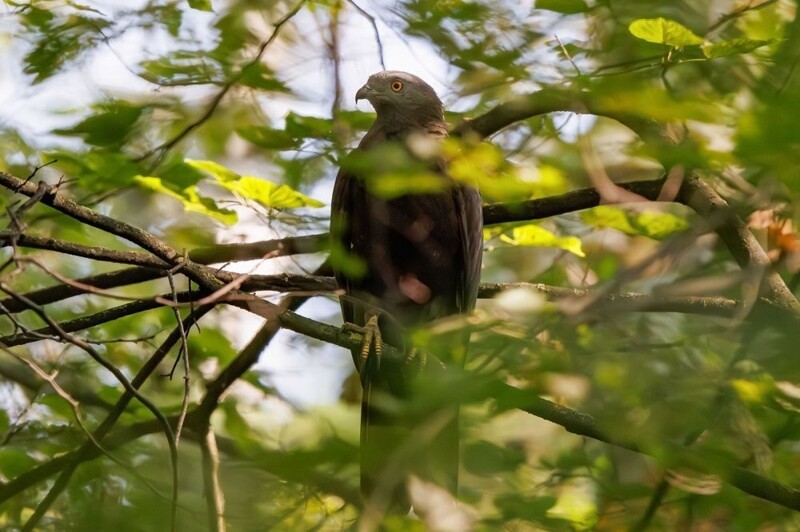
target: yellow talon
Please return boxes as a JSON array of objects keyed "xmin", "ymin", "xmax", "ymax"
[
  {"xmin": 360, "ymin": 314, "xmax": 383, "ymax": 372},
  {"xmin": 342, "ymin": 314, "xmax": 383, "ymax": 379},
  {"xmin": 404, "ymin": 348, "xmax": 427, "ymax": 372}
]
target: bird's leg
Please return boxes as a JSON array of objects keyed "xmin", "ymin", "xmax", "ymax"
[
  {"xmin": 342, "ymin": 314, "xmax": 383, "ymax": 379},
  {"xmin": 401, "ymin": 348, "xmax": 445, "ymax": 379},
  {"xmin": 404, "ymin": 348, "xmax": 427, "ymax": 371},
  {"xmin": 359, "ymin": 314, "xmax": 383, "ymax": 373}
]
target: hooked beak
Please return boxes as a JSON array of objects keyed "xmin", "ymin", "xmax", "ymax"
[{"xmin": 355, "ymin": 84, "xmax": 372, "ymax": 104}]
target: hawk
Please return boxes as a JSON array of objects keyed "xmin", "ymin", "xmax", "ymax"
[{"xmin": 331, "ymin": 71, "xmax": 482, "ymax": 511}]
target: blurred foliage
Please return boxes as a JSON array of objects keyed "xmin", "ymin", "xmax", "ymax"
[{"xmin": 0, "ymin": 0, "xmax": 799, "ymax": 530}]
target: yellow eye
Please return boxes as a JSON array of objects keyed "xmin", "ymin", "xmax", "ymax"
[{"xmin": 391, "ymin": 80, "xmax": 404, "ymax": 92}]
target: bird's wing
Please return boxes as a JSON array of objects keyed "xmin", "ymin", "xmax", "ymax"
[
  {"xmin": 330, "ymin": 166, "xmax": 356, "ymax": 328},
  {"xmin": 453, "ymin": 182, "xmax": 483, "ymax": 314}
]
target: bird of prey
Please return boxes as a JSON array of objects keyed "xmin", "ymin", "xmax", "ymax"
[{"xmin": 330, "ymin": 71, "xmax": 482, "ymax": 512}]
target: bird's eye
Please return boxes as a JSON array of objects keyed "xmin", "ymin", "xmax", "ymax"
[{"xmin": 391, "ymin": 80, "xmax": 404, "ymax": 92}]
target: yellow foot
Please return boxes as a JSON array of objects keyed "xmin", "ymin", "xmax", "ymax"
[
  {"xmin": 404, "ymin": 348, "xmax": 427, "ymax": 372},
  {"xmin": 342, "ymin": 314, "xmax": 383, "ymax": 378}
]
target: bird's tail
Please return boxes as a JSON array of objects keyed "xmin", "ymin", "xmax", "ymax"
[{"xmin": 359, "ymin": 363, "xmax": 459, "ymax": 515}]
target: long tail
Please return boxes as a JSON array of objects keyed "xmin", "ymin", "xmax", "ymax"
[{"xmin": 360, "ymin": 364, "xmax": 459, "ymax": 514}]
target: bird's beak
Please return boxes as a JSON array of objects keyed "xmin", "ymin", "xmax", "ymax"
[{"xmin": 355, "ymin": 84, "xmax": 371, "ymax": 104}]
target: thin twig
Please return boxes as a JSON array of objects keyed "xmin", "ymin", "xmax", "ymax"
[
  {"xmin": 346, "ymin": 0, "xmax": 386, "ymax": 70},
  {"xmin": 0, "ymin": 290, "xmax": 201, "ymax": 348},
  {"xmin": 136, "ymin": 0, "xmax": 308, "ymax": 165},
  {"xmin": 167, "ymin": 271, "xmax": 191, "ymax": 445},
  {"xmin": 0, "ymin": 307, "xmax": 212, "ymax": 508},
  {"xmin": 1, "ymin": 286, "xmax": 180, "ymax": 532},
  {"xmin": 201, "ymin": 426, "xmax": 226, "ymax": 532},
  {"xmin": 0, "ymin": 346, "xmax": 176, "ymax": 505},
  {"xmin": 0, "ymin": 232, "xmax": 170, "ymax": 267},
  {"xmin": 554, "ymin": 34, "xmax": 581, "ymax": 75},
  {"xmin": 707, "ymin": 0, "xmax": 778, "ymax": 33}
]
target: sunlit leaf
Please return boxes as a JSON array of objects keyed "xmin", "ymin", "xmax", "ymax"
[
  {"xmin": 594, "ymin": 81, "xmax": 716, "ymax": 123},
  {"xmin": 581, "ymin": 206, "xmax": 689, "ymax": 239},
  {"xmin": 547, "ymin": 479, "xmax": 598, "ymax": 528},
  {"xmin": 237, "ymin": 126, "xmax": 301, "ymax": 150},
  {"xmin": 633, "ymin": 211, "xmax": 690, "ymax": 238},
  {"xmin": 500, "ymin": 224, "xmax": 585, "ymax": 257},
  {"xmin": 188, "ymin": 0, "xmax": 212, "ymax": 11},
  {"xmin": 731, "ymin": 378, "xmax": 774, "ymax": 404},
  {"xmin": 629, "ymin": 18, "xmax": 704, "ymax": 47},
  {"xmin": 368, "ymin": 172, "xmax": 448, "ymax": 198},
  {"xmin": 536, "ymin": 0, "xmax": 588, "ymax": 14},
  {"xmin": 186, "ymin": 159, "xmax": 324, "ymax": 208},
  {"xmin": 134, "ymin": 175, "xmax": 237, "ymax": 224},
  {"xmin": 184, "ymin": 158, "xmax": 238, "ymax": 182},
  {"xmin": 701, "ymin": 38, "xmax": 774, "ymax": 59},
  {"xmin": 445, "ymin": 139, "xmax": 553, "ymax": 202},
  {"xmin": 220, "ymin": 176, "xmax": 325, "ymax": 208}
]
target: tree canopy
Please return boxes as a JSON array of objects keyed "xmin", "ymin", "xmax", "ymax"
[{"xmin": 1, "ymin": 0, "xmax": 799, "ymax": 530}]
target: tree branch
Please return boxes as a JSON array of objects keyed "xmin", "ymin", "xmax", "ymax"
[
  {"xmin": 0, "ymin": 233, "xmax": 170, "ymax": 268},
  {"xmin": 0, "ymin": 291, "xmax": 201, "ymax": 347},
  {"xmin": 0, "ymin": 306, "xmax": 213, "ymax": 507},
  {"xmin": 452, "ymin": 86, "xmax": 665, "ymax": 143},
  {"xmin": 0, "ymin": 172, "xmax": 223, "ymax": 292},
  {"xmin": 136, "ymin": 0, "xmax": 308, "ymax": 163},
  {"xmin": 0, "ymin": 267, "xmax": 165, "ymax": 313},
  {"xmin": 231, "ymin": 303, "xmax": 800, "ymax": 513},
  {"xmin": 201, "ymin": 425, "xmax": 226, "ymax": 532},
  {"xmin": 188, "ymin": 233, "xmax": 328, "ymax": 264}
]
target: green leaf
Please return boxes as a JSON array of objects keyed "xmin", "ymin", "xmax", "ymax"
[
  {"xmin": 47, "ymin": 150, "xmax": 144, "ymax": 190},
  {"xmin": 328, "ymin": 240, "xmax": 367, "ymax": 279},
  {"xmin": 239, "ymin": 62, "xmax": 287, "ymax": 91},
  {"xmin": 53, "ymin": 103, "xmax": 144, "ymax": 148},
  {"xmin": 368, "ymin": 172, "xmax": 448, "ymax": 199},
  {"xmin": 285, "ymin": 112, "xmax": 333, "ymax": 139},
  {"xmin": 0, "ymin": 409, "xmax": 9, "ymax": 435},
  {"xmin": 495, "ymin": 494, "xmax": 558, "ymax": 523},
  {"xmin": 219, "ymin": 176, "xmax": 325, "ymax": 209},
  {"xmin": 188, "ymin": 0, "xmax": 213, "ymax": 11},
  {"xmin": 629, "ymin": 18, "xmax": 704, "ymax": 48},
  {"xmin": 139, "ymin": 51, "xmax": 220, "ymax": 85},
  {"xmin": 186, "ymin": 159, "xmax": 324, "ymax": 209},
  {"xmin": 633, "ymin": 211, "xmax": 690, "ymax": 239},
  {"xmin": 0, "ymin": 449, "xmax": 38, "ymax": 479},
  {"xmin": 581, "ymin": 206, "xmax": 689, "ymax": 239},
  {"xmin": 237, "ymin": 126, "xmax": 301, "ymax": 150},
  {"xmin": 21, "ymin": 9, "xmax": 109, "ymax": 83},
  {"xmin": 134, "ymin": 176, "xmax": 237, "ymax": 224},
  {"xmin": 336, "ymin": 110, "xmax": 376, "ymax": 131},
  {"xmin": 536, "ymin": 0, "xmax": 588, "ymax": 14},
  {"xmin": 500, "ymin": 224, "xmax": 585, "ymax": 257},
  {"xmin": 701, "ymin": 38, "xmax": 774, "ymax": 59},
  {"xmin": 464, "ymin": 440, "xmax": 526, "ymax": 475},
  {"xmin": 184, "ymin": 159, "xmax": 239, "ymax": 182},
  {"xmin": 581, "ymin": 205, "xmax": 637, "ymax": 234}
]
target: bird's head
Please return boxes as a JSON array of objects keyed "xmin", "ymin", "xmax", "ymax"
[{"xmin": 355, "ymin": 71, "xmax": 444, "ymax": 131}]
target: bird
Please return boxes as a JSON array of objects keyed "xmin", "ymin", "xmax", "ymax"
[{"xmin": 330, "ymin": 71, "xmax": 483, "ymax": 513}]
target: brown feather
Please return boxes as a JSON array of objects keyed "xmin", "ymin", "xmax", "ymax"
[{"xmin": 330, "ymin": 71, "xmax": 482, "ymax": 511}]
